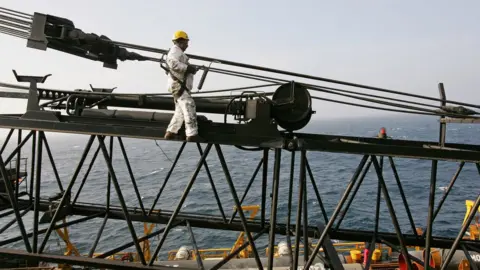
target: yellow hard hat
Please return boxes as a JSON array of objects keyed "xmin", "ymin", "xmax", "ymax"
[{"xmin": 172, "ymin": 30, "xmax": 189, "ymax": 41}]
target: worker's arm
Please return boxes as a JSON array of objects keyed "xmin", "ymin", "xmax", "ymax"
[{"xmin": 166, "ymin": 47, "xmax": 189, "ymax": 73}]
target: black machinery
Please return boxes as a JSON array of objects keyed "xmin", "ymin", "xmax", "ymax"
[
  {"xmin": 1, "ymin": 73, "xmax": 313, "ymax": 133},
  {"xmin": 0, "ymin": 10, "xmax": 315, "ymax": 139}
]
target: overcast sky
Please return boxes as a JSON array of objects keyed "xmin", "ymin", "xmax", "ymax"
[{"xmin": 0, "ymin": 0, "xmax": 478, "ymax": 122}]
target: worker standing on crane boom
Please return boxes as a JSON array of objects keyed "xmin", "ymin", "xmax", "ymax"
[{"xmin": 164, "ymin": 30, "xmax": 202, "ymax": 142}]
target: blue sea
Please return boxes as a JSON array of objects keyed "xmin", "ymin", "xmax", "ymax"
[{"xmin": 0, "ymin": 114, "xmax": 479, "ymax": 260}]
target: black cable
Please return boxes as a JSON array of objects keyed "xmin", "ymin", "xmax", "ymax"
[
  {"xmin": 3, "ymin": 23, "xmax": 480, "ymax": 118},
  {"xmin": 154, "ymin": 140, "xmax": 173, "ymax": 163},
  {"xmin": 311, "ymin": 96, "xmax": 442, "ymax": 117},
  {"xmin": 104, "ymin": 43, "xmax": 480, "ymax": 114},
  {"xmin": 196, "ymin": 92, "xmax": 274, "ymax": 100},
  {"xmin": 0, "ymin": 18, "xmax": 31, "ymax": 31},
  {"xmin": 0, "ymin": 7, "xmax": 32, "ymax": 19},
  {"xmin": 0, "ymin": 13, "xmax": 31, "ymax": 27},
  {"xmin": 143, "ymin": 82, "xmax": 279, "ymax": 97},
  {"xmin": 113, "ymin": 40, "xmax": 480, "ymax": 110},
  {"xmin": 234, "ymin": 145, "xmax": 263, "ymax": 151},
  {"xmin": 2, "ymin": 8, "xmax": 479, "ymax": 112},
  {"xmin": 206, "ymin": 64, "xmax": 478, "ymax": 117},
  {"xmin": 205, "ymin": 64, "xmax": 479, "ymax": 117},
  {"xmin": 190, "ymin": 63, "xmax": 480, "ymax": 115},
  {"xmin": 191, "ymin": 83, "xmax": 279, "ymax": 95},
  {"xmin": 208, "ymin": 67, "xmax": 286, "ymax": 84},
  {"xmin": 208, "ymin": 65, "xmax": 480, "ymax": 114},
  {"xmin": 308, "ymin": 84, "xmax": 441, "ymax": 110},
  {"xmin": 310, "ymin": 85, "xmax": 479, "ymax": 118},
  {"xmin": 0, "ymin": 74, "xmax": 476, "ymax": 119},
  {"xmin": 141, "ymin": 55, "xmax": 285, "ymax": 85},
  {"xmin": 0, "ymin": 25, "xmax": 29, "ymax": 38}
]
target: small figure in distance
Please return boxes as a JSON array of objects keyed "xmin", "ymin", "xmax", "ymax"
[
  {"xmin": 377, "ymin": 127, "xmax": 392, "ymax": 139},
  {"xmin": 163, "ymin": 30, "xmax": 203, "ymax": 142}
]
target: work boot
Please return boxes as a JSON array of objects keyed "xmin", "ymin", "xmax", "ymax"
[
  {"xmin": 164, "ymin": 131, "xmax": 177, "ymax": 140},
  {"xmin": 186, "ymin": 135, "xmax": 204, "ymax": 142}
]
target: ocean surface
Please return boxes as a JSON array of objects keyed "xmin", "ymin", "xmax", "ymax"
[{"xmin": 0, "ymin": 114, "xmax": 479, "ymax": 260}]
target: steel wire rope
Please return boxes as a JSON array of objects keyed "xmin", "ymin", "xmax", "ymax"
[
  {"xmin": 3, "ymin": 24, "xmax": 476, "ymax": 115},
  {"xmin": 307, "ymin": 85, "xmax": 443, "ymax": 110},
  {"xmin": 178, "ymin": 62, "xmax": 480, "ymax": 117},
  {"xmin": 0, "ymin": 30, "xmax": 27, "ymax": 39},
  {"xmin": 0, "ymin": 7, "xmax": 33, "ymax": 19},
  {"xmin": 0, "ymin": 58, "xmax": 472, "ymax": 120},
  {"xmin": 0, "ymin": 81, "xmax": 275, "ymax": 102},
  {"xmin": 205, "ymin": 66, "xmax": 480, "ymax": 116},
  {"xmin": 0, "ymin": 18, "xmax": 31, "ymax": 31},
  {"xmin": 0, "ymin": 13, "xmax": 32, "ymax": 27},
  {"xmin": 0, "ymin": 25, "xmax": 29, "ymax": 38},
  {"xmin": 0, "ymin": 82, "xmax": 277, "ymax": 121},
  {"xmin": 162, "ymin": 65, "xmax": 455, "ymax": 118},
  {"xmin": 189, "ymin": 67, "xmax": 476, "ymax": 118},
  {"xmin": 192, "ymin": 83, "xmax": 279, "ymax": 95},
  {"xmin": 154, "ymin": 140, "xmax": 173, "ymax": 163},
  {"xmin": 111, "ymin": 39, "xmax": 480, "ymax": 110},
  {"xmin": 141, "ymin": 82, "xmax": 280, "ymax": 96},
  {"xmin": 1, "ymin": 9, "xmax": 480, "ymax": 110},
  {"xmin": 2, "ymin": 20, "xmax": 480, "ymax": 118},
  {"xmin": 0, "ymin": 77, "xmax": 469, "ymax": 119},
  {"xmin": 188, "ymin": 65, "xmax": 479, "ymax": 118},
  {"xmin": 311, "ymin": 96, "xmax": 442, "ymax": 116},
  {"xmin": 143, "ymin": 56, "xmax": 284, "ymax": 88},
  {"xmin": 206, "ymin": 67, "xmax": 464, "ymax": 116},
  {"xmin": 195, "ymin": 92, "xmax": 274, "ymax": 100},
  {"xmin": 207, "ymin": 67, "xmax": 286, "ymax": 84},
  {"xmin": 310, "ymin": 85, "xmax": 479, "ymax": 119}
]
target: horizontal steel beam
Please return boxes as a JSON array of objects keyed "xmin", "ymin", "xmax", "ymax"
[
  {"xmin": 0, "ymin": 116, "xmax": 479, "ymax": 162},
  {"xmin": 299, "ymin": 136, "xmax": 480, "ymax": 163},
  {"xmin": 440, "ymin": 117, "xmax": 480, "ymax": 124},
  {"xmin": 0, "ymin": 247, "xmax": 191, "ymax": 270},
  {"xmin": 0, "ymin": 91, "xmax": 28, "ymax": 99},
  {"xmin": 10, "ymin": 199, "xmax": 480, "ymax": 250}
]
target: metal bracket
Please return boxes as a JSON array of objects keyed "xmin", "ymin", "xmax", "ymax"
[
  {"xmin": 27, "ymin": 12, "xmax": 48, "ymax": 50},
  {"xmin": 286, "ymin": 136, "xmax": 304, "ymax": 151},
  {"xmin": 89, "ymin": 84, "xmax": 116, "ymax": 109},
  {"xmin": 12, "ymin": 70, "xmax": 60, "ymax": 121},
  {"xmin": 438, "ymin": 83, "xmax": 447, "ymax": 147},
  {"xmin": 13, "ymin": 69, "xmax": 50, "ymax": 112},
  {"xmin": 89, "ymin": 84, "xmax": 116, "ymax": 93}
]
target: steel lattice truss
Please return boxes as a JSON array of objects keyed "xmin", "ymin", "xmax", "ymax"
[{"xmin": 0, "ymin": 6, "xmax": 480, "ymax": 270}]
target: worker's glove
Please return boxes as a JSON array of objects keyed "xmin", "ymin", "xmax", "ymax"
[{"xmin": 186, "ymin": 64, "xmax": 200, "ymax": 75}]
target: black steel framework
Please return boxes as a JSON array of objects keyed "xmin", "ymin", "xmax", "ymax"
[{"xmin": 0, "ymin": 6, "xmax": 480, "ymax": 270}]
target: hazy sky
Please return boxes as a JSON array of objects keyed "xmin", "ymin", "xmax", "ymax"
[{"xmin": 0, "ymin": 0, "xmax": 478, "ymax": 121}]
